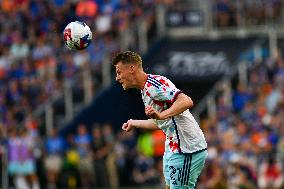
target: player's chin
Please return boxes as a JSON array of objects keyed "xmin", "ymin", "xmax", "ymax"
[{"xmin": 122, "ymin": 84, "xmax": 128, "ymax": 90}]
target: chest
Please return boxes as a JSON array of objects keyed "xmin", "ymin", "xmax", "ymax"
[{"xmin": 141, "ymin": 91, "xmax": 167, "ymax": 112}]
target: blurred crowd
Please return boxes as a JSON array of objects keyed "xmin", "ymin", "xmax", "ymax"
[
  {"xmin": 0, "ymin": 0, "xmax": 169, "ymax": 130},
  {"xmin": 3, "ymin": 49, "xmax": 284, "ymax": 189},
  {"xmin": 2, "ymin": 122, "xmax": 165, "ymax": 189},
  {"xmin": 214, "ymin": 0, "xmax": 284, "ymax": 27},
  {"xmin": 0, "ymin": 0, "xmax": 171, "ymax": 188},
  {"xmin": 1, "ymin": 0, "xmax": 284, "ymax": 189},
  {"xmin": 198, "ymin": 49, "xmax": 284, "ymax": 189}
]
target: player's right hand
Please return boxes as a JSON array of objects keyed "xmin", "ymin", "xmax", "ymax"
[{"xmin": 122, "ymin": 119, "xmax": 134, "ymax": 132}]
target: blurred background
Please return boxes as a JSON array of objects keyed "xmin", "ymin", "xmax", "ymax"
[{"xmin": 0, "ymin": 0, "xmax": 284, "ymax": 189}]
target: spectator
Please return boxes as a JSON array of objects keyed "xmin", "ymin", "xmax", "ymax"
[
  {"xmin": 232, "ymin": 83, "xmax": 253, "ymax": 112},
  {"xmin": 91, "ymin": 125, "xmax": 109, "ymax": 187},
  {"xmin": 58, "ymin": 149, "xmax": 81, "ymax": 189},
  {"xmin": 8, "ymin": 127, "xmax": 40, "ymax": 189},
  {"xmin": 44, "ymin": 127, "xmax": 65, "ymax": 189},
  {"xmin": 258, "ymin": 156, "xmax": 283, "ymax": 189},
  {"xmin": 9, "ymin": 32, "xmax": 29, "ymax": 60},
  {"xmin": 74, "ymin": 124, "xmax": 94, "ymax": 188},
  {"xmin": 101, "ymin": 123, "xmax": 119, "ymax": 187},
  {"xmin": 215, "ymin": 0, "xmax": 235, "ymax": 27},
  {"xmin": 75, "ymin": 0, "xmax": 98, "ymax": 19},
  {"xmin": 151, "ymin": 130, "xmax": 165, "ymax": 158},
  {"xmin": 197, "ymin": 159, "xmax": 227, "ymax": 189},
  {"xmin": 132, "ymin": 152, "xmax": 160, "ymax": 186}
]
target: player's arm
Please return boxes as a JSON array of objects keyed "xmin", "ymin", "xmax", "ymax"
[
  {"xmin": 122, "ymin": 119, "xmax": 159, "ymax": 132},
  {"xmin": 146, "ymin": 93, "xmax": 193, "ymax": 120}
]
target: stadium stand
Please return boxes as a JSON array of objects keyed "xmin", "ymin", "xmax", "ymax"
[{"xmin": 1, "ymin": 0, "xmax": 284, "ymax": 189}]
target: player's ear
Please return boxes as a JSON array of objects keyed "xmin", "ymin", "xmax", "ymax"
[{"xmin": 129, "ymin": 65, "xmax": 135, "ymax": 73}]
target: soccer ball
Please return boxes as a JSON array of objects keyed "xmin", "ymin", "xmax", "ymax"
[{"xmin": 63, "ymin": 21, "xmax": 92, "ymax": 50}]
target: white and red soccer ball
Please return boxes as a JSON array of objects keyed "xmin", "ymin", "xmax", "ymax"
[{"xmin": 63, "ymin": 21, "xmax": 92, "ymax": 50}]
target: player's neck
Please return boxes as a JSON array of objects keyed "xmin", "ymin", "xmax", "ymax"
[{"xmin": 136, "ymin": 71, "xmax": 148, "ymax": 90}]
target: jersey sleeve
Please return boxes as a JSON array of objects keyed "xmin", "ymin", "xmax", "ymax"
[{"xmin": 147, "ymin": 76, "xmax": 182, "ymax": 104}]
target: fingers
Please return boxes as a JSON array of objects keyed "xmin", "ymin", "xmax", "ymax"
[
  {"xmin": 145, "ymin": 106, "xmax": 157, "ymax": 118},
  {"xmin": 145, "ymin": 106, "xmax": 153, "ymax": 112},
  {"xmin": 148, "ymin": 109, "xmax": 155, "ymax": 115},
  {"xmin": 122, "ymin": 120, "xmax": 133, "ymax": 132},
  {"xmin": 145, "ymin": 106, "xmax": 154, "ymax": 116},
  {"xmin": 122, "ymin": 123, "xmax": 128, "ymax": 131}
]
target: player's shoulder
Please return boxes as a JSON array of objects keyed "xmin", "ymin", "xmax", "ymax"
[
  {"xmin": 148, "ymin": 74, "xmax": 166, "ymax": 80},
  {"xmin": 145, "ymin": 74, "xmax": 176, "ymax": 91},
  {"xmin": 148, "ymin": 74, "xmax": 172, "ymax": 84},
  {"xmin": 146, "ymin": 74, "xmax": 166, "ymax": 89}
]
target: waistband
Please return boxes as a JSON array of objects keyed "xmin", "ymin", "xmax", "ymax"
[{"xmin": 188, "ymin": 148, "xmax": 207, "ymax": 155}]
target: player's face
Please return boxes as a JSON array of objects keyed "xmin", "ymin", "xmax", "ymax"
[{"xmin": 115, "ymin": 62, "xmax": 134, "ymax": 90}]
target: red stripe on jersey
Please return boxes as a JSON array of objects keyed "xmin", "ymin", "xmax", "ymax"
[
  {"xmin": 153, "ymin": 99, "xmax": 165, "ymax": 107},
  {"xmin": 159, "ymin": 78, "xmax": 170, "ymax": 87},
  {"xmin": 146, "ymin": 91, "xmax": 151, "ymax": 97},
  {"xmin": 146, "ymin": 90, "xmax": 165, "ymax": 107}
]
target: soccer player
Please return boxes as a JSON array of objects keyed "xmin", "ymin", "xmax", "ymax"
[{"xmin": 113, "ymin": 51, "xmax": 208, "ymax": 189}]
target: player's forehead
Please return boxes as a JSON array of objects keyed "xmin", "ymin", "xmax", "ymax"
[{"xmin": 115, "ymin": 61, "xmax": 128, "ymax": 72}]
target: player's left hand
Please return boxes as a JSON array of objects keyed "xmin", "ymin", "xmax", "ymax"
[{"xmin": 145, "ymin": 106, "xmax": 164, "ymax": 120}]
